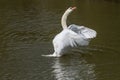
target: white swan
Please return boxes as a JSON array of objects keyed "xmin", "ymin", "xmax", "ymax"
[{"xmin": 44, "ymin": 7, "xmax": 97, "ymax": 57}]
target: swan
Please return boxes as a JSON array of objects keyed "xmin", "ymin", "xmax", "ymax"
[{"xmin": 44, "ymin": 7, "xmax": 97, "ymax": 57}]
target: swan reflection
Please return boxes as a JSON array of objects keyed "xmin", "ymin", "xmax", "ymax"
[{"xmin": 52, "ymin": 57, "xmax": 96, "ymax": 80}]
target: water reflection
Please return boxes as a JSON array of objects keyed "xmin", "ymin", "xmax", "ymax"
[{"xmin": 52, "ymin": 57, "xmax": 96, "ymax": 80}]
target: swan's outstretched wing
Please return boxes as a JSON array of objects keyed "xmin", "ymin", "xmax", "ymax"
[
  {"xmin": 68, "ymin": 24, "xmax": 97, "ymax": 39},
  {"xmin": 66, "ymin": 24, "xmax": 97, "ymax": 47}
]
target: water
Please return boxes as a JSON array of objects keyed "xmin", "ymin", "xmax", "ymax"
[{"xmin": 0, "ymin": 0, "xmax": 120, "ymax": 80}]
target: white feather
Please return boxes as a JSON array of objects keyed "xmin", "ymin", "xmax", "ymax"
[
  {"xmin": 43, "ymin": 7, "xmax": 97, "ymax": 57},
  {"xmin": 68, "ymin": 24, "xmax": 97, "ymax": 39}
]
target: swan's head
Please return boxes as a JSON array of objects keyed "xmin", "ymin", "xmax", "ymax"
[{"xmin": 67, "ymin": 7, "xmax": 77, "ymax": 13}]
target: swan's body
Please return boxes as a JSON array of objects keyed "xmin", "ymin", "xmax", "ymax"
[{"xmin": 45, "ymin": 7, "xmax": 97, "ymax": 57}]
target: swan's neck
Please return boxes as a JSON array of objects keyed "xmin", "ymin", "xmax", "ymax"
[{"xmin": 61, "ymin": 10, "xmax": 70, "ymax": 29}]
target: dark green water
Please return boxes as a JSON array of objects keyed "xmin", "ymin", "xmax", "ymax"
[{"xmin": 0, "ymin": 0, "xmax": 120, "ymax": 80}]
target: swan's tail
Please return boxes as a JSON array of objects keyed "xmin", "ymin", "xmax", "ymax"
[{"xmin": 41, "ymin": 54, "xmax": 61, "ymax": 57}]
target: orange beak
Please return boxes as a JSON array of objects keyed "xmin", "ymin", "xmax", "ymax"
[{"xmin": 72, "ymin": 7, "xmax": 77, "ymax": 10}]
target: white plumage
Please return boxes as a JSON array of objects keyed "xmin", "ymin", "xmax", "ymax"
[
  {"xmin": 68, "ymin": 24, "xmax": 97, "ymax": 39},
  {"xmin": 43, "ymin": 7, "xmax": 97, "ymax": 57},
  {"xmin": 52, "ymin": 24, "xmax": 96, "ymax": 57}
]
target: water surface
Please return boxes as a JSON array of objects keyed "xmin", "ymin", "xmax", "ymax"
[{"xmin": 0, "ymin": 0, "xmax": 120, "ymax": 80}]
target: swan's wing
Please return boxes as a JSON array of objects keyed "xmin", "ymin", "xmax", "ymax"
[
  {"xmin": 68, "ymin": 24, "xmax": 97, "ymax": 39},
  {"xmin": 66, "ymin": 30, "xmax": 90, "ymax": 47}
]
